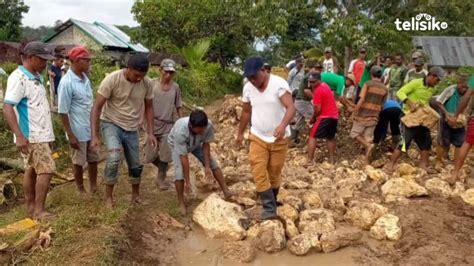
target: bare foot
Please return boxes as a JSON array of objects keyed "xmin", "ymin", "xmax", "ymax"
[
  {"xmin": 105, "ymin": 198, "xmax": 115, "ymax": 209},
  {"xmin": 366, "ymin": 144, "xmax": 375, "ymax": 163},
  {"xmin": 34, "ymin": 211, "xmax": 55, "ymax": 221},
  {"xmin": 179, "ymin": 202, "xmax": 187, "ymax": 216}
]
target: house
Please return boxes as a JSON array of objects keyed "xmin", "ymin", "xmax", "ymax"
[
  {"xmin": 43, "ymin": 18, "xmax": 149, "ymax": 63},
  {"xmin": 412, "ymin": 36, "xmax": 474, "ymax": 72}
]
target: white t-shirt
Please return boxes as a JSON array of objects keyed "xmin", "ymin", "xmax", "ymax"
[
  {"xmin": 242, "ymin": 74, "xmax": 291, "ymax": 143},
  {"xmin": 4, "ymin": 67, "xmax": 55, "ymax": 143},
  {"xmin": 323, "ymin": 58, "xmax": 335, "ymax": 73}
]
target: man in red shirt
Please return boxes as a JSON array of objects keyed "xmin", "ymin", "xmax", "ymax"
[
  {"xmin": 349, "ymin": 48, "xmax": 367, "ymax": 86},
  {"xmin": 307, "ymin": 72, "xmax": 339, "ymax": 164}
]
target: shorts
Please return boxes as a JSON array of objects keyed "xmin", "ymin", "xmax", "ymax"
[
  {"xmin": 21, "ymin": 142, "xmax": 56, "ymax": 175},
  {"xmin": 438, "ymin": 120, "xmax": 465, "ymax": 148},
  {"xmin": 466, "ymin": 117, "xmax": 474, "ymax": 145},
  {"xmin": 350, "ymin": 121, "xmax": 376, "ymax": 142},
  {"xmin": 400, "ymin": 125, "xmax": 432, "ymax": 151},
  {"xmin": 71, "ymin": 142, "xmax": 100, "ymax": 166},
  {"xmin": 310, "ymin": 118, "xmax": 338, "ymax": 139},
  {"xmin": 172, "ymin": 145, "xmax": 219, "ymax": 181}
]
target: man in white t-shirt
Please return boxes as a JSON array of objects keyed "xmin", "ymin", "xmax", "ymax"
[
  {"xmin": 3, "ymin": 42, "xmax": 56, "ymax": 220},
  {"xmin": 236, "ymin": 57, "xmax": 296, "ymax": 220},
  {"xmin": 322, "ymin": 47, "xmax": 338, "ymax": 73}
]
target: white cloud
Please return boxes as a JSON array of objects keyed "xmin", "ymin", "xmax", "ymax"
[{"xmin": 22, "ymin": 0, "xmax": 138, "ymax": 27}]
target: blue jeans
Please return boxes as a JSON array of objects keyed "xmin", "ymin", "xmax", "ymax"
[
  {"xmin": 101, "ymin": 121, "xmax": 142, "ymax": 185},
  {"xmin": 172, "ymin": 145, "xmax": 219, "ymax": 181}
]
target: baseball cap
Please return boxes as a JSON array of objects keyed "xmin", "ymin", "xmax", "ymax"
[
  {"xmin": 161, "ymin": 59, "xmax": 176, "ymax": 72},
  {"xmin": 414, "ymin": 58, "xmax": 424, "ymax": 66},
  {"xmin": 324, "ymin": 47, "xmax": 332, "ymax": 53},
  {"xmin": 243, "ymin": 57, "xmax": 264, "ymax": 78},
  {"xmin": 428, "ymin": 66, "xmax": 446, "ymax": 79},
  {"xmin": 308, "ymin": 72, "xmax": 321, "ymax": 81},
  {"xmin": 68, "ymin": 46, "xmax": 92, "ymax": 61},
  {"xmin": 412, "ymin": 51, "xmax": 422, "ymax": 59},
  {"xmin": 23, "ymin": 41, "xmax": 55, "ymax": 60},
  {"xmin": 370, "ymin": 65, "xmax": 383, "ymax": 76}
]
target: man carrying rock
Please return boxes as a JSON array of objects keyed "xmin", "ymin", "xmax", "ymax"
[
  {"xmin": 150, "ymin": 59, "xmax": 182, "ymax": 190},
  {"xmin": 350, "ymin": 66, "xmax": 388, "ymax": 163},
  {"xmin": 90, "ymin": 53, "xmax": 157, "ymax": 207},
  {"xmin": 58, "ymin": 46, "xmax": 99, "ymax": 194},
  {"xmin": 307, "ymin": 72, "xmax": 339, "ymax": 165},
  {"xmin": 431, "ymin": 75, "xmax": 470, "ymax": 164},
  {"xmin": 3, "ymin": 41, "xmax": 56, "ymax": 219},
  {"xmin": 168, "ymin": 110, "xmax": 233, "ymax": 215},
  {"xmin": 385, "ymin": 67, "xmax": 445, "ymax": 173},
  {"xmin": 236, "ymin": 56, "xmax": 295, "ymax": 220},
  {"xmin": 452, "ymin": 76, "xmax": 474, "ymax": 182}
]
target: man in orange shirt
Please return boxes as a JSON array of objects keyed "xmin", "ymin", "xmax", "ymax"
[{"xmin": 348, "ymin": 48, "xmax": 367, "ymax": 86}]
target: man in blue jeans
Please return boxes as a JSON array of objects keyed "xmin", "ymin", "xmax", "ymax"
[
  {"xmin": 90, "ymin": 53, "xmax": 157, "ymax": 208},
  {"xmin": 168, "ymin": 110, "xmax": 233, "ymax": 215}
]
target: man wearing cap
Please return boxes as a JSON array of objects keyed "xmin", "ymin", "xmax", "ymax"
[
  {"xmin": 431, "ymin": 75, "xmax": 470, "ymax": 167},
  {"xmin": 348, "ymin": 48, "xmax": 367, "ymax": 86},
  {"xmin": 388, "ymin": 53, "xmax": 408, "ymax": 100},
  {"xmin": 405, "ymin": 58, "xmax": 428, "ymax": 84},
  {"xmin": 350, "ymin": 66, "xmax": 388, "ymax": 163},
  {"xmin": 323, "ymin": 47, "xmax": 338, "ymax": 73},
  {"xmin": 149, "ymin": 59, "xmax": 182, "ymax": 190},
  {"xmin": 287, "ymin": 58, "xmax": 305, "ymax": 97},
  {"xmin": 58, "ymin": 46, "xmax": 98, "ymax": 194},
  {"xmin": 90, "ymin": 53, "xmax": 157, "ymax": 207},
  {"xmin": 386, "ymin": 67, "xmax": 445, "ymax": 173},
  {"xmin": 290, "ymin": 62, "xmax": 321, "ymax": 147},
  {"xmin": 408, "ymin": 51, "xmax": 423, "ymax": 70},
  {"xmin": 236, "ymin": 56, "xmax": 295, "ymax": 220},
  {"xmin": 48, "ymin": 54, "xmax": 64, "ymax": 109},
  {"xmin": 3, "ymin": 41, "xmax": 56, "ymax": 219},
  {"xmin": 308, "ymin": 72, "xmax": 339, "ymax": 164},
  {"xmin": 452, "ymin": 76, "xmax": 474, "ymax": 182}
]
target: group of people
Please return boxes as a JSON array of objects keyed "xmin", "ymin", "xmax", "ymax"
[
  {"xmin": 2, "ymin": 41, "xmax": 233, "ymax": 218},
  {"xmin": 2, "ymin": 41, "xmax": 474, "ymax": 222}
]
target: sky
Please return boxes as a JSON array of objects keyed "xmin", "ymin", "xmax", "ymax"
[{"xmin": 22, "ymin": 0, "xmax": 138, "ymax": 27}]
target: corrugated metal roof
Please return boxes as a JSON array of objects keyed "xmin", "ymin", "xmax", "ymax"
[
  {"xmin": 44, "ymin": 18, "xmax": 149, "ymax": 52},
  {"xmin": 412, "ymin": 36, "xmax": 474, "ymax": 68},
  {"xmin": 95, "ymin": 22, "xmax": 149, "ymax": 52}
]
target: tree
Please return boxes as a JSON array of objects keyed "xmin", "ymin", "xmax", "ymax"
[
  {"xmin": 0, "ymin": 0, "xmax": 29, "ymax": 41},
  {"xmin": 131, "ymin": 0, "xmax": 288, "ymax": 67},
  {"xmin": 21, "ymin": 26, "xmax": 55, "ymax": 41}
]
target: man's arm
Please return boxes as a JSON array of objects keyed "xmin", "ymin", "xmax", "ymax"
[
  {"xmin": 278, "ymin": 92, "xmax": 296, "ymax": 128},
  {"xmin": 3, "ymin": 103, "xmax": 28, "ymax": 153},
  {"xmin": 91, "ymin": 94, "xmax": 107, "ymax": 140},
  {"xmin": 353, "ymin": 84, "xmax": 368, "ymax": 115},
  {"xmin": 180, "ymin": 154, "xmax": 191, "ymax": 185},
  {"xmin": 237, "ymin": 102, "xmax": 251, "ymax": 136},
  {"xmin": 144, "ymin": 98, "xmax": 158, "ymax": 147},
  {"xmin": 203, "ymin": 142, "xmax": 211, "ymax": 169},
  {"xmin": 304, "ymin": 89, "xmax": 313, "ymax": 99},
  {"xmin": 455, "ymin": 89, "xmax": 474, "ymax": 118},
  {"xmin": 60, "ymin": 114, "xmax": 80, "ymax": 149},
  {"xmin": 176, "ymin": 107, "xmax": 182, "ymax": 118},
  {"xmin": 396, "ymin": 81, "xmax": 415, "ymax": 106}
]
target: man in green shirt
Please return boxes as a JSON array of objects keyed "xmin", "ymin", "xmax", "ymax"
[
  {"xmin": 321, "ymin": 72, "xmax": 345, "ymax": 97},
  {"xmin": 386, "ymin": 67, "xmax": 445, "ymax": 173}
]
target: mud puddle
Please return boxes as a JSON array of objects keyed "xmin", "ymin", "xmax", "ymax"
[{"xmin": 178, "ymin": 228, "xmax": 360, "ymax": 266}]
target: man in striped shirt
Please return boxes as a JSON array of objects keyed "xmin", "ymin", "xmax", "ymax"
[{"xmin": 350, "ymin": 66, "xmax": 388, "ymax": 163}]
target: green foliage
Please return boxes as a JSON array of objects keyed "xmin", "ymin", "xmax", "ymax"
[
  {"xmin": 0, "ymin": 0, "xmax": 29, "ymax": 41},
  {"xmin": 181, "ymin": 40, "xmax": 211, "ymax": 68},
  {"xmin": 88, "ymin": 55, "xmax": 119, "ymax": 93},
  {"xmin": 131, "ymin": 0, "xmax": 288, "ymax": 67},
  {"xmin": 0, "ymin": 61, "xmax": 19, "ymax": 75},
  {"xmin": 21, "ymin": 25, "xmax": 55, "ymax": 41}
]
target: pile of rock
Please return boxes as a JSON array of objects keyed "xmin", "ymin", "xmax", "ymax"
[{"xmin": 190, "ymin": 95, "xmax": 474, "ymax": 263}]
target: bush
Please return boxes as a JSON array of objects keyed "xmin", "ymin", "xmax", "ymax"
[
  {"xmin": 89, "ymin": 56, "xmax": 119, "ymax": 94},
  {"xmin": 176, "ymin": 63, "xmax": 242, "ymax": 105}
]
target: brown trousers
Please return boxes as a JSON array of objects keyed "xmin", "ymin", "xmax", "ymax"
[{"xmin": 248, "ymin": 134, "xmax": 289, "ymax": 192}]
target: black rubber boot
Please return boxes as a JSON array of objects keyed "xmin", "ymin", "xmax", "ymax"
[
  {"xmin": 258, "ymin": 189, "xmax": 277, "ymax": 220},
  {"xmin": 272, "ymin": 187, "xmax": 283, "ymax": 206}
]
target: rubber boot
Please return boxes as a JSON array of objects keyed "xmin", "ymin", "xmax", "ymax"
[
  {"xmin": 272, "ymin": 187, "xmax": 283, "ymax": 206},
  {"xmin": 258, "ymin": 189, "xmax": 277, "ymax": 220},
  {"xmin": 156, "ymin": 161, "xmax": 169, "ymax": 190}
]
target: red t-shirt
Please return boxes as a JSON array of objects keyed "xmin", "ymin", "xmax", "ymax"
[
  {"xmin": 352, "ymin": 59, "xmax": 366, "ymax": 85},
  {"xmin": 312, "ymin": 82, "xmax": 339, "ymax": 119}
]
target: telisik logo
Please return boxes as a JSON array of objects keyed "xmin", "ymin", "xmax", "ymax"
[{"xmin": 395, "ymin": 13, "xmax": 448, "ymax": 31}]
